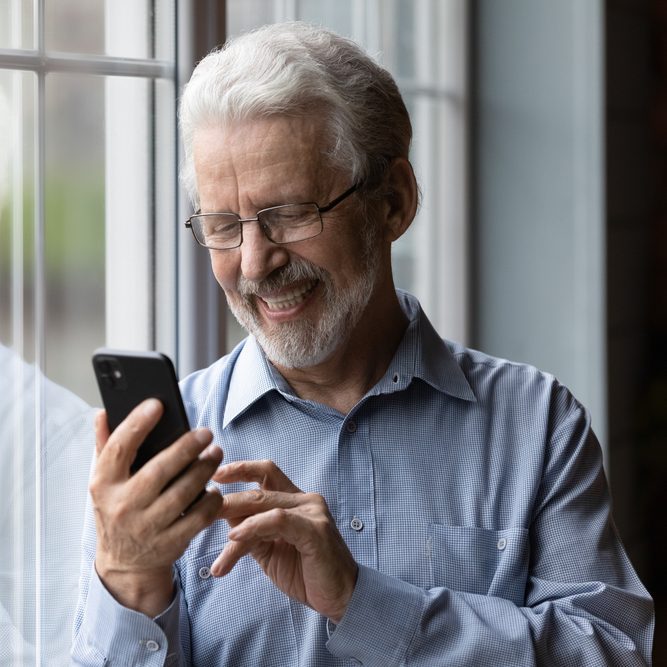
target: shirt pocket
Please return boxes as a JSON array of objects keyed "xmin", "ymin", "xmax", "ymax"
[{"xmin": 427, "ymin": 524, "xmax": 529, "ymax": 606}]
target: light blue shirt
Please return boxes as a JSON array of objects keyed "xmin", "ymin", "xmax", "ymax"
[{"xmin": 72, "ymin": 292, "xmax": 653, "ymax": 665}]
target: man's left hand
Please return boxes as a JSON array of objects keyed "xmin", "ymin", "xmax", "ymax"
[{"xmin": 211, "ymin": 460, "xmax": 358, "ymax": 624}]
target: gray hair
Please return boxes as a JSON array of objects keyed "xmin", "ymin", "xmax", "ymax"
[{"xmin": 178, "ymin": 21, "xmax": 412, "ymax": 208}]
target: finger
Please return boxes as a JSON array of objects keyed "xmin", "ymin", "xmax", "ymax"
[
  {"xmin": 212, "ymin": 459, "xmax": 301, "ymax": 493},
  {"xmin": 218, "ymin": 488, "xmax": 306, "ymax": 521},
  {"xmin": 159, "ymin": 487, "xmax": 223, "ymax": 550},
  {"xmin": 210, "ymin": 537, "xmax": 253, "ymax": 577},
  {"xmin": 128, "ymin": 429, "xmax": 217, "ymax": 505},
  {"xmin": 143, "ymin": 443, "xmax": 224, "ymax": 522},
  {"xmin": 226, "ymin": 507, "xmax": 312, "ymax": 548},
  {"xmin": 94, "ymin": 410, "xmax": 110, "ymax": 457},
  {"xmin": 95, "ymin": 398, "xmax": 164, "ymax": 482}
]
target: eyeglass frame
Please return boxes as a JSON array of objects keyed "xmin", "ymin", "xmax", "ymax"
[{"xmin": 184, "ymin": 182, "xmax": 362, "ymax": 250}]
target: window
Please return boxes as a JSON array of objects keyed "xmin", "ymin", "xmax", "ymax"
[{"xmin": 0, "ymin": 1, "xmax": 176, "ymax": 662}]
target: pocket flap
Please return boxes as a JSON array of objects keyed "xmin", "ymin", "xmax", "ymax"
[{"xmin": 428, "ymin": 524, "xmax": 529, "ymax": 605}]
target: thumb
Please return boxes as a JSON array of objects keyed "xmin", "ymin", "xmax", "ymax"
[{"xmin": 94, "ymin": 409, "xmax": 110, "ymax": 457}]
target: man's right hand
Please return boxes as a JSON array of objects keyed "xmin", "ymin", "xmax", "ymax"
[{"xmin": 89, "ymin": 398, "xmax": 223, "ymax": 617}]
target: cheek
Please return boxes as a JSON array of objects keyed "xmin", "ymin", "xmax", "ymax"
[{"xmin": 209, "ymin": 252, "xmax": 238, "ymax": 292}]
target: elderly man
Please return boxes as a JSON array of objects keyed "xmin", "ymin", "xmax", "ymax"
[{"xmin": 72, "ymin": 22, "xmax": 653, "ymax": 666}]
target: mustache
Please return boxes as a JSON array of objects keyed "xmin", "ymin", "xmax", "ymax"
[{"xmin": 237, "ymin": 259, "xmax": 328, "ymax": 297}]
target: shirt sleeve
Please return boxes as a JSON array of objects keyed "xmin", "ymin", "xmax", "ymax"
[
  {"xmin": 70, "ymin": 566, "xmax": 183, "ymax": 666},
  {"xmin": 71, "ymin": 481, "xmax": 187, "ymax": 666},
  {"xmin": 326, "ymin": 403, "xmax": 654, "ymax": 666}
]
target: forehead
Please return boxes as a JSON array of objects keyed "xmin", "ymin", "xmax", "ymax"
[{"xmin": 192, "ymin": 115, "xmax": 336, "ymax": 205}]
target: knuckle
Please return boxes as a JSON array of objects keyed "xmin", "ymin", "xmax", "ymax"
[
  {"xmin": 126, "ymin": 419, "xmax": 145, "ymax": 441},
  {"xmin": 148, "ymin": 456, "xmax": 168, "ymax": 481},
  {"xmin": 271, "ymin": 507, "xmax": 289, "ymax": 525},
  {"xmin": 88, "ymin": 477, "xmax": 103, "ymax": 500},
  {"xmin": 260, "ymin": 459, "xmax": 280, "ymax": 477},
  {"xmin": 304, "ymin": 492, "xmax": 327, "ymax": 509},
  {"xmin": 248, "ymin": 488, "xmax": 266, "ymax": 504},
  {"xmin": 107, "ymin": 499, "xmax": 130, "ymax": 524}
]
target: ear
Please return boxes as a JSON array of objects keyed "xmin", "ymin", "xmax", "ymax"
[{"xmin": 382, "ymin": 158, "xmax": 418, "ymax": 242}]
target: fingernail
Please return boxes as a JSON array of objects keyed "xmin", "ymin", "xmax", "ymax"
[
  {"xmin": 195, "ymin": 429, "xmax": 213, "ymax": 446},
  {"xmin": 210, "ymin": 557, "xmax": 223, "ymax": 577},
  {"xmin": 198, "ymin": 443, "xmax": 219, "ymax": 461},
  {"xmin": 142, "ymin": 398, "xmax": 162, "ymax": 417}
]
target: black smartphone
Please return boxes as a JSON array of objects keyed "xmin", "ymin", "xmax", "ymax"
[{"xmin": 92, "ymin": 348, "xmax": 190, "ymax": 474}]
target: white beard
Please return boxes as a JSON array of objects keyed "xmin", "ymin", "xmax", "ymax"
[{"xmin": 226, "ymin": 247, "xmax": 380, "ymax": 369}]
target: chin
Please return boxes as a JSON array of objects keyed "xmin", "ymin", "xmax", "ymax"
[{"xmin": 252, "ymin": 321, "xmax": 344, "ymax": 369}]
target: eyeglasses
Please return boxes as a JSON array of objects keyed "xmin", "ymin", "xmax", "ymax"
[{"xmin": 185, "ymin": 182, "xmax": 361, "ymax": 250}]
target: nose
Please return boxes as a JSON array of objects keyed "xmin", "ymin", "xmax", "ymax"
[{"xmin": 239, "ymin": 221, "xmax": 290, "ymax": 282}]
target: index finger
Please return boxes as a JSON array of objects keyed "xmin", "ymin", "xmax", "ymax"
[
  {"xmin": 219, "ymin": 488, "xmax": 305, "ymax": 520},
  {"xmin": 212, "ymin": 459, "xmax": 301, "ymax": 493},
  {"xmin": 94, "ymin": 398, "xmax": 164, "ymax": 483}
]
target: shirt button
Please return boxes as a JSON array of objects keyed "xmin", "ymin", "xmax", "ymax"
[
  {"xmin": 350, "ymin": 516, "xmax": 364, "ymax": 531},
  {"xmin": 497, "ymin": 537, "xmax": 507, "ymax": 551},
  {"xmin": 145, "ymin": 640, "xmax": 160, "ymax": 652},
  {"xmin": 392, "ymin": 373, "xmax": 399, "ymax": 383},
  {"xmin": 345, "ymin": 420, "xmax": 357, "ymax": 433},
  {"xmin": 198, "ymin": 566, "xmax": 211, "ymax": 579}
]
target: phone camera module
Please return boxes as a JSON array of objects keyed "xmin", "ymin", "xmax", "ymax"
[{"xmin": 96, "ymin": 358, "xmax": 127, "ymax": 390}]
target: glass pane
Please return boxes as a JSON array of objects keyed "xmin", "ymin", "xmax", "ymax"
[
  {"xmin": 227, "ymin": 0, "xmax": 276, "ymax": 36},
  {"xmin": 0, "ymin": 70, "xmax": 39, "ymax": 666},
  {"xmin": 45, "ymin": 0, "xmax": 175, "ymax": 60},
  {"xmin": 45, "ymin": 73, "xmax": 106, "ymax": 404},
  {"xmin": 0, "ymin": 0, "xmax": 34, "ymax": 49},
  {"xmin": 0, "ymin": 71, "xmax": 76, "ymax": 667},
  {"xmin": 105, "ymin": 0, "xmax": 176, "ymax": 60},
  {"xmin": 44, "ymin": 0, "xmax": 105, "ymax": 55},
  {"xmin": 0, "ymin": 69, "xmax": 35, "ymax": 357},
  {"xmin": 40, "ymin": 73, "xmax": 104, "ymax": 663},
  {"xmin": 297, "ymin": 0, "xmax": 354, "ymax": 36},
  {"xmin": 379, "ymin": 0, "xmax": 415, "ymax": 80},
  {"xmin": 153, "ymin": 0, "xmax": 176, "ymax": 61}
]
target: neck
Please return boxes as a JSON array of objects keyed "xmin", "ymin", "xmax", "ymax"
[{"xmin": 272, "ymin": 288, "xmax": 408, "ymax": 414}]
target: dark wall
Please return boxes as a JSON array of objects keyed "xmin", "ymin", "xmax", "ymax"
[{"xmin": 606, "ymin": 0, "xmax": 666, "ymax": 662}]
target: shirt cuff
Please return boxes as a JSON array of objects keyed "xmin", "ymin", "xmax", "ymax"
[
  {"xmin": 325, "ymin": 564, "xmax": 425, "ymax": 666},
  {"xmin": 72, "ymin": 565, "xmax": 180, "ymax": 666}
]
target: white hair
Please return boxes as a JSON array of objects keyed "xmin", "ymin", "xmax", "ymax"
[{"xmin": 178, "ymin": 21, "xmax": 412, "ymax": 208}]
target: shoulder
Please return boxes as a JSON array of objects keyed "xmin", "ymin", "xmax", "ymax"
[{"xmin": 445, "ymin": 339, "xmax": 583, "ymax": 424}]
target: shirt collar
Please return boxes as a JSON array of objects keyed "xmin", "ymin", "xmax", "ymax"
[
  {"xmin": 223, "ymin": 336, "xmax": 282, "ymax": 427},
  {"xmin": 391, "ymin": 290, "xmax": 476, "ymax": 402},
  {"xmin": 223, "ymin": 290, "xmax": 476, "ymax": 427}
]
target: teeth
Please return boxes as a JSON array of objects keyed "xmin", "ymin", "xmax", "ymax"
[{"xmin": 261, "ymin": 281, "xmax": 317, "ymax": 311}]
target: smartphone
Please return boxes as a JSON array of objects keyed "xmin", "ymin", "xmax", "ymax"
[{"xmin": 92, "ymin": 348, "xmax": 190, "ymax": 474}]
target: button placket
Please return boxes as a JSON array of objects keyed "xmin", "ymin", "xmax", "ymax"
[{"xmin": 338, "ymin": 413, "xmax": 377, "ymax": 568}]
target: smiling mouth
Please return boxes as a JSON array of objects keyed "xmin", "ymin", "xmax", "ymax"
[{"xmin": 259, "ymin": 280, "xmax": 319, "ymax": 312}]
